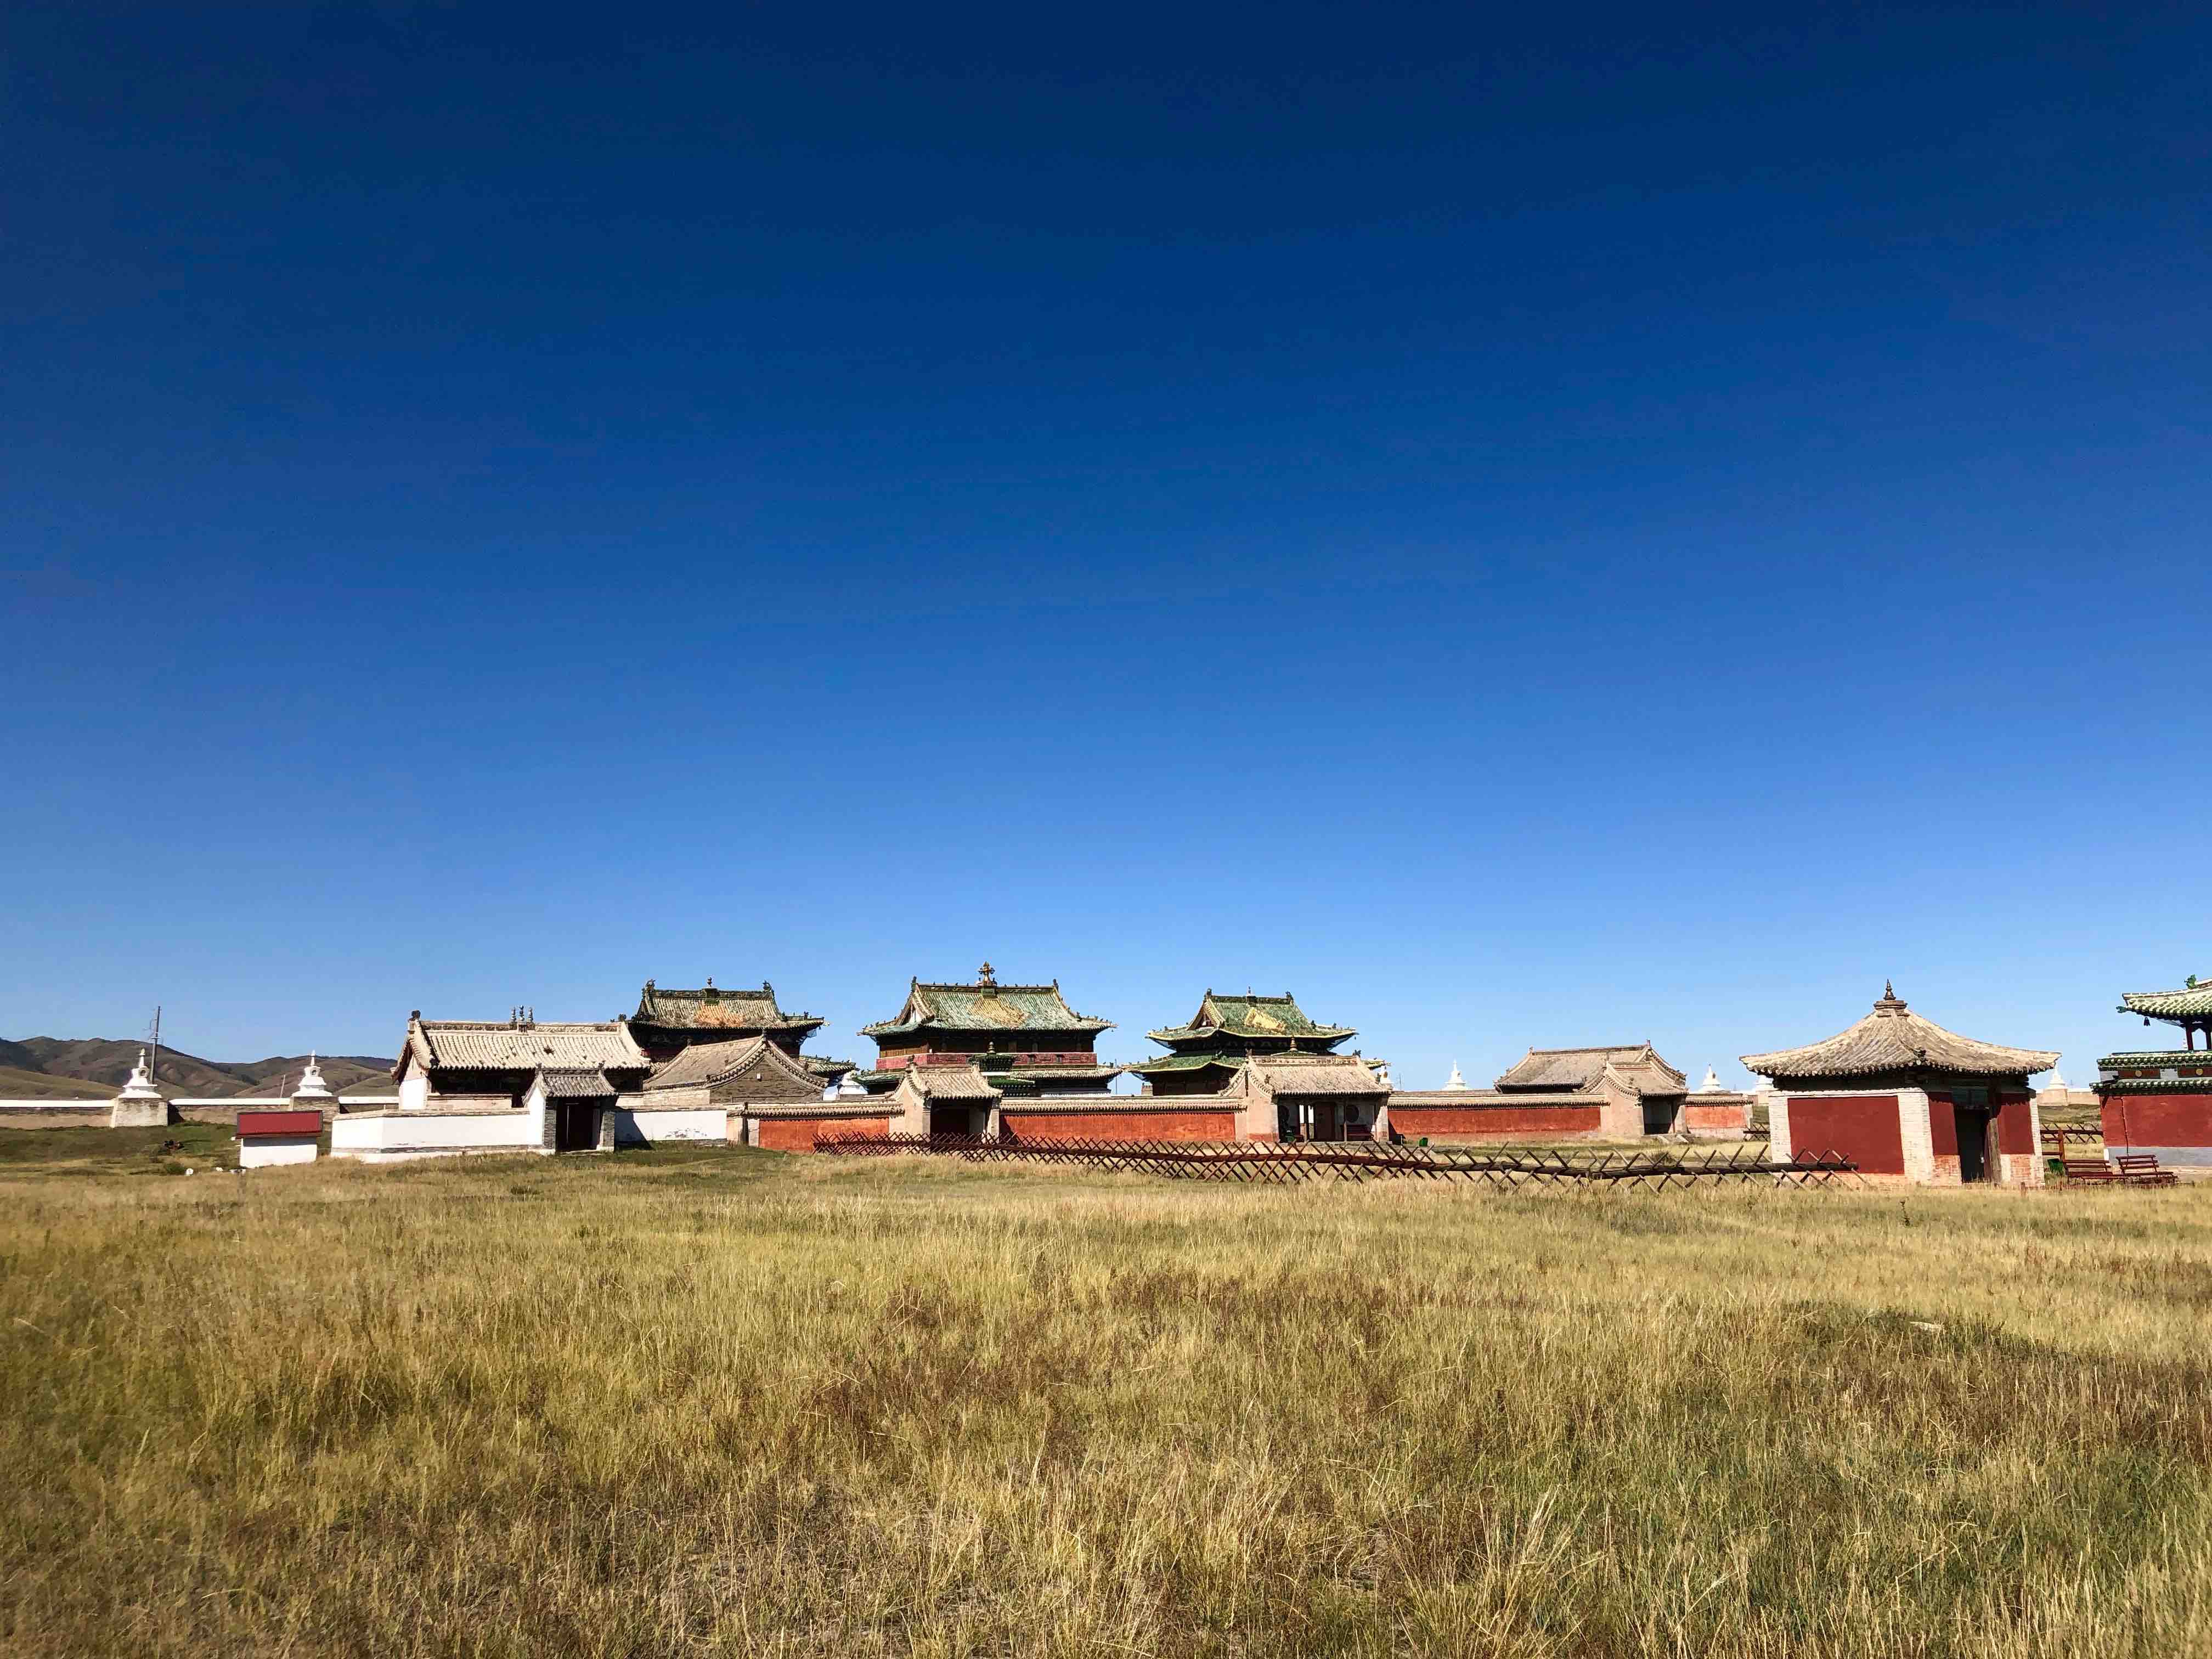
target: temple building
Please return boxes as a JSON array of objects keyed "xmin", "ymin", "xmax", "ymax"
[
  {"xmin": 630, "ymin": 979, "xmax": 855, "ymax": 1086},
  {"xmin": 1742, "ymin": 984, "xmax": 2053, "ymax": 1186},
  {"xmin": 857, "ymin": 964, "xmax": 1121, "ymax": 1097},
  {"xmin": 333, "ymin": 1012, "xmax": 722, "ymax": 1160},
  {"xmin": 1132, "ymin": 991, "xmax": 1359, "ymax": 1096},
  {"xmin": 2096, "ymin": 975, "xmax": 2212, "ymax": 1169},
  {"xmin": 1387, "ymin": 1043, "xmax": 1732, "ymax": 1142}
]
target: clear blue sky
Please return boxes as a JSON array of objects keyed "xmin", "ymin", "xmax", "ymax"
[{"xmin": 4, "ymin": 3, "xmax": 2207, "ymax": 1087}]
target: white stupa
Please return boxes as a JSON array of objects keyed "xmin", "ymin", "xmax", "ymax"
[
  {"xmin": 1697, "ymin": 1066, "xmax": 1725, "ymax": 1093},
  {"xmin": 1442, "ymin": 1061, "xmax": 1468, "ymax": 1091},
  {"xmin": 111, "ymin": 1047, "xmax": 169, "ymax": 1128},
  {"xmin": 291, "ymin": 1053, "xmax": 336, "ymax": 1108}
]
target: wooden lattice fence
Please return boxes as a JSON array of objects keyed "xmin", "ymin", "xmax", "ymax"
[{"xmin": 817, "ymin": 1133, "xmax": 1860, "ymax": 1190}]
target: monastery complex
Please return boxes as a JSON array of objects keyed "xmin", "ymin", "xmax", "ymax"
[{"xmin": 26, "ymin": 962, "xmax": 2212, "ymax": 1189}]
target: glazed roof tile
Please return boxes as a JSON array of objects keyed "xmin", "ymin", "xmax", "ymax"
[
  {"xmin": 633, "ymin": 980, "xmax": 825, "ymax": 1034},
  {"xmin": 1149, "ymin": 990, "xmax": 1353, "ymax": 1045},
  {"xmin": 862, "ymin": 974, "xmax": 1111, "ymax": 1036},
  {"xmin": 2119, "ymin": 981, "xmax": 2212, "ymax": 1021},
  {"xmin": 1742, "ymin": 986, "xmax": 2058, "ymax": 1081}
]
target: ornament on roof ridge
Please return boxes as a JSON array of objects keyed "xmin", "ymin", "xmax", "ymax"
[{"xmin": 977, "ymin": 961, "xmax": 996, "ymax": 986}]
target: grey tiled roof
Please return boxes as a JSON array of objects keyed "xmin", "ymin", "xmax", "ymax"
[
  {"xmin": 1242, "ymin": 1056, "xmax": 1388, "ymax": 1097},
  {"xmin": 898, "ymin": 1065, "xmax": 1003, "ymax": 1100},
  {"xmin": 645, "ymin": 1036, "xmax": 821, "ymax": 1092},
  {"xmin": 541, "ymin": 1070, "xmax": 616, "ymax": 1098},
  {"xmin": 1742, "ymin": 988, "xmax": 2057, "ymax": 1081},
  {"xmin": 1496, "ymin": 1046, "xmax": 1656, "ymax": 1092},
  {"xmin": 1388, "ymin": 1089, "xmax": 1589, "ymax": 1108},
  {"xmin": 407, "ymin": 1020, "xmax": 648, "ymax": 1075}
]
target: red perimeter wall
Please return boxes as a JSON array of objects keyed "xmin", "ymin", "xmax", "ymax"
[
  {"xmin": 756, "ymin": 1116, "xmax": 892, "ymax": 1152},
  {"xmin": 1681, "ymin": 1103, "xmax": 1745, "ymax": 1133},
  {"xmin": 2102, "ymin": 1094, "xmax": 2212, "ymax": 1150},
  {"xmin": 1786, "ymin": 1094, "xmax": 1905, "ymax": 1173},
  {"xmin": 1387, "ymin": 1104, "xmax": 1602, "ymax": 1140},
  {"xmin": 1002, "ymin": 1110, "xmax": 1237, "ymax": 1142}
]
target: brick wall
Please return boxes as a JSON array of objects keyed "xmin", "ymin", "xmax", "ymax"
[
  {"xmin": 1784, "ymin": 1093, "xmax": 1905, "ymax": 1175},
  {"xmin": 1001, "ymin": 1109, "xmax": 1237, "ymax": 1142},
  {"xmin": 2102, "ymin": 1093, "xmax": 2212, "ymax": 1154},
  {"xmin": 1386, "ymin": 1103, "xmax": 1604, "ymax": 1141},
  {"xmin": 755, "ymin": 1115, "xmax": 893, "ymax": 1152}
]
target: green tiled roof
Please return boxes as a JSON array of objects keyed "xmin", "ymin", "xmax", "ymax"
[
  {"xmin": 2096, "ymin": 1051, "xmax": 2212, "ymax": 1068},
  {"xmin": 861, "ymin": 973, "xmax": 1112, "ymax": 1037},
  {"xmin": 633, "ymin": 980, "xmax": 825, "ymax": 1035},
  {"xmin": 2098, "ymin": 1075, "xmax": 2212, "ymax": 1094},
  {"xmin": 2119, "ymin": 981, "xmax": 2212, "ymax": 1022},
  {"xmin": 1148, "ymin": 991, "xmax": 1353, "ymax": 1046},
  {"xmin": 1130, "ymin": 1053, "xmax": 1241, "ymax": 1074}
]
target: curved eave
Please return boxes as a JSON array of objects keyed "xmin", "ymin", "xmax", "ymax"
[
  {"xmin": 1146, "ymin": 1025, "xmax": 1353, "ymax": 1045},
  {"xmin": 2118, "ymin": 991, "xmax": 2212, "ymax": 1021},
  {"xmin": 2098, "ymin": 1075, "xmax": 2212, "ymax": 1094},
  {"xmin": 1742, "ymin": 1057, "xmax": 2059, "ymax": 1082}
]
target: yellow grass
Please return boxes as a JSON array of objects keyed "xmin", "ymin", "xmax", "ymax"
[{"xmin": 3, "ymin": 1130, "xmax": 2209, "ymax": 1656}]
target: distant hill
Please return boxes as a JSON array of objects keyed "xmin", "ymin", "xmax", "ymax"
[{"xmin": 5, "ymin": 1038, "xmax": 396, "ymax": 1099}]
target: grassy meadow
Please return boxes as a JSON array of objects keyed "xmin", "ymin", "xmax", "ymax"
[{"xmin": 2, "ymin": 1130, "xmax": 2209, "ymax": 1657}]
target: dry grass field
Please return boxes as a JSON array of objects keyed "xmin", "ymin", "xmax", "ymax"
[{"xmin": 3, "ymin": 1127, "xmax": 2209, "ymax": 1657}]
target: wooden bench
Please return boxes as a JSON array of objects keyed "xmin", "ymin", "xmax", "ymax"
[
  {"xmin": 2114, "ymin": 1153, "xmax": 2180, "ymax": 1187},
  {"xmin": 2063, "ymin": 1158, "xmax": 2119, "ymax": 1183}
]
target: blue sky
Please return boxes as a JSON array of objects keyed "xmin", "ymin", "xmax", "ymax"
[{"xmin": 4, "ymin": 3, "xmax": 2208, "ymax": 1086}]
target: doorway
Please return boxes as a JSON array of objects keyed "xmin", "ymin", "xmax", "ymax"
[
  {"xmin": 1954, "ymin": 1106, "xmax": 1996, "ymax": 1183},
  {"xmin": 553, "ymin": 1101, "xmax": 603, "ymax": 1152}
]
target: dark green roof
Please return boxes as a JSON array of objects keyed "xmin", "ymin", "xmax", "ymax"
[
  {"xmin": 633, "ymin": 980, "xmax": 824, "ymax": 1035},
  {"xmin": 1148, "ymin": 990, "xmax": 1353, "ymax": 1046},
  {"xmin": 1130, "ymin": 1053, "xmax": 1242, "ymax": 1074},
  {"xmin": 2119, "ymin": 981, "xmax": 2212, "ymax": 1022},
  {"xmin": 861, "ymin": 971, "xmax": 1111, "ymax": 1038}
]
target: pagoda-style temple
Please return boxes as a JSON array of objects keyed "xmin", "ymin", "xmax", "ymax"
[
  {"xmin": 2097, "ymin": 975, "xmax": 2212, "ymax": 1168},
  {"xmin": 1743, "ymin": 984, "xmax": 2055, "ymax": 1186},
  {"xmin": 630, "ymin": 979, "xmax": 855, "ymax": 1085},
  {"xmin": 1133, "ymin": 991, "xmax": 1358, "ymax": 1097},
  {"xmin": 857, "ymin": 964, "xmax": 1120, "ymax": 1097}
]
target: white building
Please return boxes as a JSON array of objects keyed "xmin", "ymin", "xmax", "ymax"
[{"xmin": 331, "ymin": 1013, "xmax": 721, "ymax": 1163}]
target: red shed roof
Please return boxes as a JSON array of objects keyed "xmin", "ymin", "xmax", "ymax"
[{"xmin": 236, "ymin": 1109, "xmax": 324, "ymax": 1137}]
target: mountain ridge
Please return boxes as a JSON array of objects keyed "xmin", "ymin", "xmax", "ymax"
[{"xmin": 4, "ymin": 1038, "xmax": 397, "ymax": 1099}]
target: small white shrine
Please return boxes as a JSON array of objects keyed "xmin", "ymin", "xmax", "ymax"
[{"xmin": 111, "ymin": 1049, "xmax": 170, "ymax": 1128}]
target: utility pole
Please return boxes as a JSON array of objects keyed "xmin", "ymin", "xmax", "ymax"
[{"xmin": 148, "ymin": 1005, "xmax": 162, "ymax": 1086}]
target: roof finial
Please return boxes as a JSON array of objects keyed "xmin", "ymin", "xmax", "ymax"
[
  {"xmin": 978, "ymin": 961, "xmax": 996, "ymax": 986},
  {"xmin": 1875, "ymin": 980, "xmax": 1906, "ymax": 1013},
  {"xmin": 1884, "ymin": 979, "xmax": 1894, "ymax": 1000}
]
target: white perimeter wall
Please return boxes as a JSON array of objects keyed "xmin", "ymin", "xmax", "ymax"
[
  {"xmin": 608, "ymin": 1107, "xmax": 721, "ymax": 1146},
  {"xmin": 331, "ymin": 1109, "xmax": 543, "ymax": 1161}
]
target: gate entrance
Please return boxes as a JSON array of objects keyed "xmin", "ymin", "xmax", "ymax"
[{"xmin": 553, "ymin": 1100, "xmax": 603, "ymax": 1152}]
